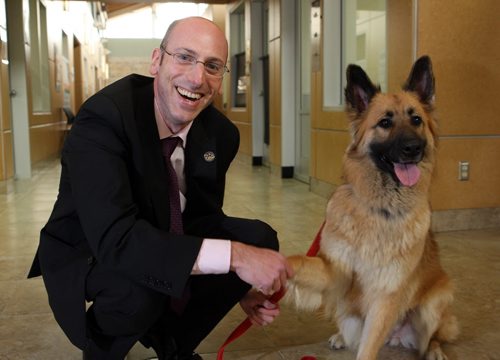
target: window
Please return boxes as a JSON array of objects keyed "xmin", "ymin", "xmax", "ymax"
[
  {"xmin": 323, "ymin": 0, "xmax": 387, "ymax": 109},
  {"xmin": 229, "ymin": 3, "xmax": 246, "ymax": 108},
  {"xmin": 61, "ymin": 31, "xmax": 71, "ymax": 107},
  {"xmin": 29, "ymin": 0, "xmax": 51, "ymax": 113}
]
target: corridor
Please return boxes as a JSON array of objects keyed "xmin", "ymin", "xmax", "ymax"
[{"xmin": 0, "ymin": 158, "xmax": 498, "ymax": 359}]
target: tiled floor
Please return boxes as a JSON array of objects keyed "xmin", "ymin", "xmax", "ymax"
[{"xmin": 0, "ymin": 158, "xmax": 499, "ymax": 360}]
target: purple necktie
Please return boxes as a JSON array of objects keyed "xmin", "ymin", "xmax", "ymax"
[
  {"xmin": 161, "ymin": 137, "xmax": 183, "ymax": 235},
  {"xmin": 162, "ymin": 137, "xmax": 190, "ymax": 313}
]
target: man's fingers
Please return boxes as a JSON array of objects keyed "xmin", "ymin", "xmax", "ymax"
[
  {"xmin": 249, "ymin": 310, "xmax": 277, "ymax": 326},
  {"xmin": 261, "ymin": 300, "xmax": 278, "ymax": 310},
  {"xmin": 257, "ymin": 307, "xmax": 280, "ymax": 318},
  {"xmin": 271, "ymin": 278, "xmax": 280, "ymax": 293}
]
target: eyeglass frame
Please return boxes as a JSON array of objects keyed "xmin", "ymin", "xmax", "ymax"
[{"xmin": 159, "ymin": 45, "xmax": 230, "ymax": 78}]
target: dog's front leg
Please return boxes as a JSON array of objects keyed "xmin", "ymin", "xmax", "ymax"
[{"xmin": 356, "ymin": 293, "xmax": 402, "ymax": 360}]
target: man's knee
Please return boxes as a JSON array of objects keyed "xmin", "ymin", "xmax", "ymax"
[
  {"xmin": 222, "ymin": 217, "xmax": 279, "ymax": 251},
  {"xmin": 249, "ymin": 219, "xmax": 279, "ymax": 250},
  {"xmin": 90, "ymin": 286, "xmax": 167, "ymax": 337}
]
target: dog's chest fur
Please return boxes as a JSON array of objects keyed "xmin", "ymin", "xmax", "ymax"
[{"xmin": 320, "ymin": 180, "xmax": 430, "ymax": 294}]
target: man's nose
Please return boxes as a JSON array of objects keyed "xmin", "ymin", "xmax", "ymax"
[{"xmin": 187, "ymin": 62, "xmax": 206, "ymax": 85}]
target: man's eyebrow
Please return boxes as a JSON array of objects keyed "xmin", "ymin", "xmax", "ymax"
[
  {"xmin": 172, "ymin": 47, "xmax": 195, "ymax": 55},
  {"xmin": 173, "ymin": 47, "xmax": 224, "ymax": 64}
]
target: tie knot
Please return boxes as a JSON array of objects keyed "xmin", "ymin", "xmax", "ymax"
[{"xmin": 162, "ymin": 137, "xmax": 181, "ymax": 158}]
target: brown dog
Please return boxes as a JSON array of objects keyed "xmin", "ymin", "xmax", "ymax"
[{"xmin": 286, "ymin": 56, "xmax": 459, "ymax": 360}]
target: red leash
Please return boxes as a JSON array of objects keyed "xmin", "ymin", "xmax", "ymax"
[{"xmin": 216, "ymin": 221, "xmax": 325, "ymax": 360}]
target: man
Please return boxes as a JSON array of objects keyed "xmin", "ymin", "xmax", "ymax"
[{"xmin": 28, "ymin": 17, "xmax": 292, "ymax": 360}]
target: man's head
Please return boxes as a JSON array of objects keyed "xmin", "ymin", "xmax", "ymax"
[{"xmin": 150, "ymin": 17, "xmax": 228, "ymax": 133}]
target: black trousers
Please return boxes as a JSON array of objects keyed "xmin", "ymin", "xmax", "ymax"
[{"xmin": 83, "ymin": 216, "xmax": 279, "ymax": 360}]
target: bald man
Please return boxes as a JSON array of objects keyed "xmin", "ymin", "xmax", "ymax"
[{"xmin": 29, "ymin": 17, "xmax": 292, "ymax": 360}]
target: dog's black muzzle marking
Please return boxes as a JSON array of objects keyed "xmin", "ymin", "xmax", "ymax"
[{"xmin": 370, "ymin": 135, "xmax": 427, "ymax": 184}]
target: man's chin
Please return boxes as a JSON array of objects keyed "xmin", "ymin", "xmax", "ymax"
[{"xmin": 169, "ymin": 111, "xmax": 201, "ymax": 131}]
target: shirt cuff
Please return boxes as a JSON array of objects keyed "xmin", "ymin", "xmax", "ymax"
[{"xmin": 192, "ymin": 239, "xmax": 231, "ymax": 274}]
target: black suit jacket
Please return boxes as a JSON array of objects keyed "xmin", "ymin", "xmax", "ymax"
[{"xmin": 28, "ymin": 74, "xmax": 239, "ymax": 348}]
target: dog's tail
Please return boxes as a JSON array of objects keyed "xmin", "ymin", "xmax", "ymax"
[{"xmin": 284, "ymin": 254, "xmax": 337, "ymax": 312}]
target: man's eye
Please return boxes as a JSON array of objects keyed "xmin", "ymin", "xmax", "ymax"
[
  {"xmin": 205, "ymin": 62, "xmax": 222, "ymax": 73},
  {"xmin": 177, "ymin": 53, "xmax": 195, "ymax": 63}
]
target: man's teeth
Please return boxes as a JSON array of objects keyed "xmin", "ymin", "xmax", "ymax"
[{"xmin": 177, "ymin": 87, "xmax": 201, "ymax": 100}]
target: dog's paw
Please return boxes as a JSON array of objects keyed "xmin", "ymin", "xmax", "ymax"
[
  {"xmin": 328, "ymin": 332, "xmax": 346, "ymax": 350},
  {"xmin": 283, "ymin": 281, "xmax": 323, "ymax": 311},
  {"xmin": 425, "ymin": 341, "xmax": 448, "ymax": 360},
  {"xmin": 425, "ymin": 350, "xmax": 447, "ymax": 360},
  {"xmin": 386, "ymin": 322, "xmax": 417, "ymax": 349},
  {"xmin": 287, "ymin": 254, "xmax": 306, "ymax": 273}
]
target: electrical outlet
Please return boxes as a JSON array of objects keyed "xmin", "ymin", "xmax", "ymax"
[{"xmin": 458, "ymin": 161, "xmax": 469, "ymax": 181}]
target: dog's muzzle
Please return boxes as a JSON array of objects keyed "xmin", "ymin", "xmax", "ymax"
[{"xmin": 371, "ymin": 136, "xmax": 427, "ymax": 187}]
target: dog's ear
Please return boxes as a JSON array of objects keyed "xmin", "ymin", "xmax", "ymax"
[
  {"xmin": 345, "ymin": 65, "xmax": 380, "ymax": 115},
  {"xmin": 403, "ymin": 55, "xmax": 435, "ymax": 105}
]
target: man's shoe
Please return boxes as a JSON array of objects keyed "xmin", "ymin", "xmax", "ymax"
[
  {"xmin": 140, "ymin": 333, "xmax": 202, "ymax": 360},
  {"xmin": 144, "ymin": 352, "xmax": 202, "ymax": 360},
  {"xmin": 140, "ymin": 333, "xmax": 177, "ymax": 360}
]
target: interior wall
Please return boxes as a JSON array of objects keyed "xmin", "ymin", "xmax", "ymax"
[
  {"xmin": 267, "ymin": 0, "xmax": 281, "ymax": 168},
  {"xmin": 386, "ymin": 0, "xmax": 413, "ymax": 93},
  {"xmin": 105, "ymin": 38, "xmax": 157, "ymax": 85},
  {"xmin": 311, "ymin": 0, "xmax": 409, "ymax": 196},
  {"xmin": 202, "ymin": 4, "xmax": 226, "ymax": 113},
  {"xmin": 417, "ymin": 0, "xmax": 500, "ymax": 211},
  {"xmin": 0, "ymin": 0, "xmax": 13, "ymax": 180},
  {"xmin": 27, "ymin": 1, "xmax": 107, "ymax": 166},
  {"xmin": 224, "ymin": 1, "xmax": 252, "ymax": 158},
  {"xmin": 310, "ymin": 0, "xmax": 348, "ymax": 196},
  {"xmin": 309, "ymin": 0, "xmax": 500, "ymax": 225},
  {"xmin": 0, "ymin": 1, "xmax": 107, "ymax": 176}
]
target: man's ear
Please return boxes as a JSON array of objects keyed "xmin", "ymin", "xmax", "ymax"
[{"xmin": 150, "ymin": 48, "xmax": 161, "ymax": 76}]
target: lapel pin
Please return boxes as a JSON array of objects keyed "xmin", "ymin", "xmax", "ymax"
[{"xmin": 204, "ymin": 151, "xmax": 216, "ymax": 162}]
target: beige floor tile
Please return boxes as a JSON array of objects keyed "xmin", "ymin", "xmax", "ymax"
[
  {"xmin": 0, "ymin": 314, "xmax": 81, "ymax": 360},
  {"xmin": 0, "ymin": 158, "xmax": 499, "ymax": 360}
]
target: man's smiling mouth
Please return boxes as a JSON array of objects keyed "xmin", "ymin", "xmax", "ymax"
[{"xmin": 176, "ymin": 86, "xmax": 202, "ymax": 100}]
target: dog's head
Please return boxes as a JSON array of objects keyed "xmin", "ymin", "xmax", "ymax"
[{"xmin": 344, "ymin": 56, "xmax": 438, "ymax": 187}]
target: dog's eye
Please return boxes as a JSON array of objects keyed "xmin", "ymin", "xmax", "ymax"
[
  {"xmin": 411, "ymin": 115, "xmax": 422, "ymax": 126},
  {"xmin": 378, "ymin": 118, "xmax": 393, "ymax": 129}
]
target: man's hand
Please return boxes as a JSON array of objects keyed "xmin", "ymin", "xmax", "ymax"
[
  {"xmin": 230, "ymin": 242, "xmax": 293, "ymax": 296},
  {"xmin": 239, "ymin": 289, "xmax": 280, "ymax": 326}
]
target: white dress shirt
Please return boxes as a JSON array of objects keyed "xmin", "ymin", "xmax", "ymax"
[{"xmin": 155, "ymin": 112, "xmax": 231, "ymax": 275}]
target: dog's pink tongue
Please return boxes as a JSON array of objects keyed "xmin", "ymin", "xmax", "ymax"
[{"xmin": 394, "ymin": 163, "xmax": 420, "ymax": 186}]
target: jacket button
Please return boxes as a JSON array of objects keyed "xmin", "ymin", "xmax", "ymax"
[{"xmin": 87, "ymin": 256, "xmax": 95, "ymax": 265}]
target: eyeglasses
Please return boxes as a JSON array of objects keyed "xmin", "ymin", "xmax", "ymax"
[{"xmin": 160, "ymin": 45, "xmax": 229, "ymax": 78}]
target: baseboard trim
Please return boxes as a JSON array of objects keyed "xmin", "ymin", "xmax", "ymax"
[
  {"xmin": 311, "ymin": 178, "xmax": 500, "ymax": 232},
  {"xmin": 431, "ymin": 208, "xmax": 500, "ymax": 232},
  {"xmin": 310, "ymin": 177, "xmax": 335, "ymax": 199},
  {"xmin": 252, "ymin": 156, "xmax": 263, "ymax": 166},
  {"xmin": 281, "ymin": 166, "xmax": 294, "ymax": 179}
]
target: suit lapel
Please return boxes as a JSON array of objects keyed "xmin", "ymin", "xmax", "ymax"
[
  {"xmin": 134, "ymin": 79, "xmax": 170, "ymax": 231},
  {"xmin": 185, "ymin": 113, "xmax": 217, "ymax": 182}
]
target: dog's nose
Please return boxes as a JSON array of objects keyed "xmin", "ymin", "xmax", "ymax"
[{"xmin": 402, "ymin": 139, "xmax": 424, "ymax": 158}]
